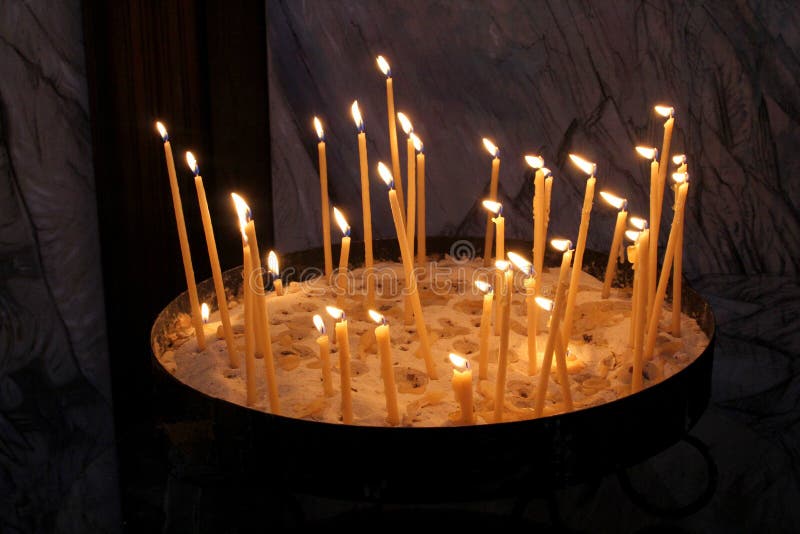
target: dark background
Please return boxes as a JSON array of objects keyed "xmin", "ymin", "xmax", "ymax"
[{"xmin": 0, "ymin": 0, "xmax": 798, "ymax": 531}]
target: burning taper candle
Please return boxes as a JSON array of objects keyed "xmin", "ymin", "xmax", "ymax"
[
  {"xmin": 351, "ymin": 101, "xmax": 375, "ymax": 307},
  {"xmin": 377, "ymin": 55, "xmax": 405, "ymax": 218},
  {"xmin": 369, "ymin": 310, "xmax": 400, "ymax": 426},
  {"xmin": 482, "ymin": 138, "xmax": 501, "ymax": 265},
  {"xmin": 333, "ymin": 206, "xmax": 351, "ymax": 308},
  {"xmin": 327, "ymin": 306, "xmax": 353, "ymax": 424},
  {"xmin": 313, "ymin": 117, "xmax": 333, "ymax": 280},
  {"xmin": 599, "ymin": 191, "xmax": 629, "ymax": 298}
]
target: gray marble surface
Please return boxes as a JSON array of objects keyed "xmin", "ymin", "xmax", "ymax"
[
  {"xmin": 267, "ymin": 0, "xmax": 800, "ymax": 278},
  {"xmin": 0, "ymin": 1, "xmax": 118, "ymax": 531}
]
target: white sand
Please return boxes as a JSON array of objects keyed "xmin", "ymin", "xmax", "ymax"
[{"xmin": 155, "ymin": 256, "xmax": 709, "ymax": 427}]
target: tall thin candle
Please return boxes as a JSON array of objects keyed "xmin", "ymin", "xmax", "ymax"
[
  {"xmin": 482, "ymin": 138, "xmax": 501, "ymax": 266},
  {"xmin": 474, "ymin": 280, "xmax": 493, "ymax": 380},
  {"xmin": 369, "ymin": 310, "xmax": 400, "ymax": 426},
  {"xmin": 672, "ymin": 155, "xmax": 688, "ymax": 336},
  {"xmin": 333, "ymin": 207, "xmax": 351, "ymax": 309},
  {"xmin": 314, "ymin": 117, "xmax": 333, "ymax": 280},
  {"xmin": 599, "ymin": 191, "xmax": 629, "ymax": 298},
  {"xmin": 327, "ymin": 306, "xmax": 353, "ymax": 424},
  {"xmin": 351, "ymin": 102, "xmax": 375, "ymax": 307},
  {"xmin": 449, "ymin": 353, "xmax": 475, "ymax": 425},
  {"xmin": 377, "ymin": 56, "xmax": 405, "ymax": 218},
  {"xmin": 312, "ymin": 315, "xmax": 334, "ymax": 397},
  {"xmin": 413, "ymin": 134, "xmax": 426, "ymax": 266},
  {"xmin": 397, "ymin": 112, "xmax": 416, "ymax": 255},
  {"xmin": 636, "ymin": 146, "xmax": 660, "ymax": 318}
]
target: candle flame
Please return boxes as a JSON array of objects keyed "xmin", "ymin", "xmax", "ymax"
[
  {"xmin": 185, "ymin": 151, "xmax": 199, "ymax": 175},
  {"xmin": 524, "ymin": 155, "xmax": 544, "ymax": 169},
  {"xmin": 410, "ymin": 132, "xmax": 423, "ymax": 153},
  {"xmin": 626, "ymin": 230, "xmax": 641, "ymax": 242},
  {"xmin": 397, "ymin": 112, "xmax": 413, "ymax": 135},
  {"xmin": 495, "ymin": 259, "xmax": 510, "ymax": 272},
  {"xmin": 599, "ymin": 191, "xmax": 626, "ymax": 210},
  {"xmin": 332, "ymin": 206, "xmax": 350, "ymax": 236},
  {"xmin": 474, "ymin": 280, "xmax": 493, "ymax": 294},
  {"xmin": 325, "ymin": 305, "xmax": 345, "ymax": 321},
  {"xmin": 672, "ymin": 154, "xmax": 686, "ymax": 165},
  {"xmin": 568, "ymin": 154, "xmax": 596, "ymax": 176},
  {"xmin": 507, "ymin": 251, "xmax": 533, "ymax": 275},
  {"xmin": 629, "ymin": 217, "xmax": 647, "ymax": 230},
  {"xmin": 231, "ymin": 193, "xmax": 251, "ymax": 239},
  {"xmin": 672, "ymin": 172, "xmax": 688, "ymax": 184},
  {"xmin": 155, "ymin": 121, "xmax": 168, "ymax": 141},
  {"xmin": 541, "ymin": 167, "xmax": 552, "ymax": 177},
  {"xmin": 654, "ymin": 105, "xmax": 674, "ymax": 118},
  {"xmin": 482, "ymin": 138, "xmax": 499, "ymax": 158},
  {"xmin": 449, "ymin": 353, "xmax": 470, "ymax": 371},
  {"xmin": 267, "ymin": 250, "xmax": 279, "ymax": 276},
  {"xmin": 376, "ymin": 55, "xmax": 391, "ymax": 77},
  {"xmin": 201, "ymin": 303, "xmax": 210, "ymax": 323},
  {"xmin": 351, "ymin": 101, "xmax": 364, "ymax": 131},
  {"xmin": 535, "ymin": 296, "xmax": 554, "ymax": 311},
  {"xmin": 377, "ymin": 161, "xmax": 394, "ymax": 188},
  {"xmin": 551, "ymin": 238, "xmax": 572, "ymax": 252},
  {"xmin": 635, "ymin": 146, "xmax": 657, "ymax": 160},
  {"xmin": 368, "ymin": 309, "xmax": 387, "ymax": 325},
  {"xmin": 482, "ymin": 199, "xmax": 502, "ymax": 215},
  {"xmin": 313, "ymin": 116, "xmax": 324, "ymax": 141},
  {"xmin": 312, "ymin": 314, "xmax": 326, "ymax": 335}
]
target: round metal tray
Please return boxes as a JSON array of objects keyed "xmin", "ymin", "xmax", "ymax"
[{"xmin": 150, "ymin": 237, "xmax": 714, "ymax": 502}]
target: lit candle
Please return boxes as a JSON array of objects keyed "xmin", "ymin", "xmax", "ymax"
[
  {"xmin": 534, "ymin": 239, "xmax": 574, "ymax": 417},
  {"xmin": 599, "ymin": 191, "xmax": 629, "ymax": 299},
  {"xmin": 632, "ymin": 227, "xmax": 650, "ymax": 393},
  {"xmin": 655, "ymin": 105, "xmax": 676, "ymax": 222},
  {"xmin": 526, "ymin": 156, "xmax": 548, "ymax": 367},
  {"xmin": 242, "ymin": 244, "xmax": 257, "ymax": 405},
  {"xmin": 266, "ymin": 250, "xmax": 283, "ymax": 296},
  {"xmin": 635, "ymin": 145, "xmax": 660, "ymax": 318},
  {"xmin": 493, "ymin": 260, "xmax": 514, "ymax": 422},
  {"xmin": 313, "ymin": 117, "xmax": 334, "ymax": 280},
  {"xmin": 185, "ymin": 151, "xmax": 236, "ymax": 365},
  {"xmin": 377, "ymin": 162, "xmax": 438, "ymax": 379},
  {"xmin": 671, "ymin": 154, "xmax": 688, "ymax": 336},
  {"xmin": 397, "ymin": 112, "xmax": 416, "ymax": 255},
  {"xmin": 232, "ymin": 193, "xmax": 280, "ymax": 413},
  {"xmin": 643, "ymin": 173, "xmax": 689, "ymax": 363},
  {"xmin": 474, "ymin": 280, "xmax": 494, "ymax": 380},
  {"xmin": 483, "ymin": 199, "xmax": 504, "ymax": 336},
  {"xmin": 525, "ymin": 154, "xmax": 546, "ymax": 277},
  {"xmin": 351, "ymin": 101, "xmax": 375, "ymax": 307},
  {"xmin": 562, "ymin": 155, "xmax": 597, "ymax": 345},
  {"xmin": 201, "ymin": 303, "xmax": 210, "ymax": 343},
  {"xmin": 327, "ymin": 306, "xmax": 353, "ymax": 424},
  {"xmin": 508, "ymin": 251, "xmax": 538, "ymax": 375},
  {"xmin": 312, "ymin": 314, "xmax": 334, "ymax": 397},
  {"xmin": 369, "ymin": 310, "xmax": 400, "ymax": 426},
  {"xmin": 481, "ymin": 138, "xmax": 501, "ymax": 266},
  {"xmin": 626, "ymin": 218, "xmax": 647, "ymax": 348},
  {"xmin": 332, "ymin": 206, "xmax": 351, "ymax": 308},
  {"xmin": 413, "ymin": 133, "xmax": 426, "ymax": 266},
  {"xmin": 544, "ymin": 170, "xmax": 554, "ymax": 236},
  {"xmin": 377, "ymin": 55, "xmax": 405, "ymax": 218},
  {"xmin": 155, "ymin": 122, "xmax": 205, "ymax": 350},
  {"xmin": 534, "ymin": 295, "xmax": 574, "ymax": 413},
  {"xmin": 449, "ymin": 353, "xmax": 475, "ymax": 425}
]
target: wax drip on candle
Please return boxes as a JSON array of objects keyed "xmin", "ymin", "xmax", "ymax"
[
  {"xmin": 351, "ymin": 101, "xmax": 365, "ymax": 133},
  {"xmin": 332, "ymin": 206, "xmax": 351, "ymax": 237}
]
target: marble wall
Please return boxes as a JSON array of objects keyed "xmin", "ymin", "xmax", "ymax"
[
  {"xmin": 267, "ymin": 0, "xmax": 800, "ymax": 278},
  {"xmin": 0, "ymin": 1, "xmax": 118, "ymax": 531}
]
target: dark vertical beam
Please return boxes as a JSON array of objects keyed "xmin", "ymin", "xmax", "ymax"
[{"xmin": 82, "ymin": 0, "xmax": 271, "ymax": 527}]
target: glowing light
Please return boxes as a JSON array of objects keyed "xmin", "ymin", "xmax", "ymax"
[
  {"xmin": 231, "ymin": 193, "xmax": 251, "ymax": 240},
  {"xmin": 185, "ymin": 151, "xmax": 198, "ymax": 175},
  {"xmin": 449, "ymin": 353, "xmax": 469, "ymax": 371},
  {"xmin": 377, "ymin": 162, "xmax": 394, "ymax": 188},
  {"xmin": 507, "ymin": 251, "xmax": 534, "ymax": 275},
  {"xmin": 551, "ymin": 238, "xmax": 572, "ymax": 252},
  {"xmin": 201, "ymin": 303, "xmax": 210, "ymax": 323},
  {"xmin": 568, "ymin": 154, "xmax": 596, "ymax": 176},
  {"xmin": 313, "ymin": 116, "xmax": 324, "ymax": 141},
  {"xmin": 541, "ymin": 167, "xmax": 552, "ymax": 177},
  {"xmin": 495, "ymin": 259, "xmax": 510, "ymax": 272},
  {"xmin": 376, "ymin": 55, "xmax": 391, "ymax": 77},
  {"xmin": 155, "ymin": 121, "xmax": 168, "ymax": 141},
  {"xmin": 599, "ymin": 191, "xmax": 626, "ymax": 210},
  {"xmin": 267, "ymin": 250, "xmax": 279, "ymax": 276},
  {"xmin": 410, "ymin": 132, "xmax": 423, "ymax": 153},
  {"xmin": 312, "ymin": 314, "xmax": 326, "ymax": 335},
  {"xmin": 351, "ymin": 101, "xmax": 364, "ymax": 131},
  {"xmin": 535, "ymin": 296, "xmax": 554, "ymax": 311},
  {"xmin": 482, "ymin": 200, "xmax": 502, "ymax": 215},
  {"xmin": 525, "ymin": 155, "xmax": 544, "ymax": 169},
  {"xmin": 397, "ymin": 112, "xmax": 413, "ymax": 135},
  {"xmin": 325, "ymin": 305, "xmax": 345, "ymax": 321},
  {"xmin": 635, "ymin": 146, "xmax": 657, "ymax": 160},
  {"xmin": 654, "ymin": 105, "xmax": 674, "ymax": 118},
  {"xmin": 626, "ymin": 230, "xmax": 641, "ymax": 242},
  {"xmin": 474, "ymin": 280, "xmax": 493, "ymax": 294},
  {"xmin": 672, "ymin": 154, "xmax": 686, "ymax": 165},
  {"xmin": 629, "ymin": 217, "xmax": 647, "ymax": 230},
  {"xmin": 332, "ymin": 207, "xmax": 350, "ymax": 236},
  {"xmin": 368, "ymin": 309, "xmax": 387, "ymax": 325},
  {"xmin": 482, "ymin": 138, "xmax": 499, "ymax": 158},
  {"xmin": 672, "ymin": 172, "xmax": 688, "ymax": 184}
]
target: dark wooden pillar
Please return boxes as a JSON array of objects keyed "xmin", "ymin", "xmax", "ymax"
[{"xmin": 82, "ymin": 0, "xmax": 271, "ymax": 527}]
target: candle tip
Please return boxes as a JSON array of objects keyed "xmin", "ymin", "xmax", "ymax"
[
  {"xmin": 568, "ymin": 154, "xmax": 596, "ymax": 176},
  {"xmin": 267, "ymin": 250, "xmax": 280, "ymax": 276},
  {"xmin": 672, "ymin": 172, "xmax": 689, "ymax": 184},
  {"xmin": 482, "ymin": 138, "xmax": 499, "ymax": 158},
  {"xmin": 654, "ymin": 105, "xmax": 675, "ymax": 118},
  {"xmin": 325, "ymin": 305, "xmax": 345, "ymax": 321},
  {"xmin": 312, "ymin": 314, "xmax": 326, "ymax": 335},
  {"xmin": 201, "ymin": 303, "xmax": 210, "ymax": 324},
  {"xmin": 599, "ymin": 191, "xmax": 626, "ymax": 210},
  {"xmin": 507, "ymin": 251, "xmax": 534, "ymax": 276},
  {"xmin": 474, "ymin": 280, "xmax": 493, "ymax": 294},
  {"xmin": 535, "ymin": 296, "xmax": 554, "ymax": 311},
  {"xmin": 524, "ymin": 154, "xmax": 544, "ymax": 169},
  {"xmin": 231, "ymin": 193, "xmax": 251, "ymax": 239},
  {"xmin": 551, "ymin": 238, "xmax": 573, "ymax": 252},
  {"xmin": 377, "ymin": 162, "xmax": 394, "ymax": 189},
  {"xmin": 368, "ymin": 309, "xmax": 387, "ymax": 325},
  {"xmin": 313, "ymin": 116, "xmax": 324, "ymax": 141},
  {"xmin": 410, "ymin": 132, "xmax": 423, "ymax": 153},
  {"xmin": 482, "ymin": 199, "xmax": 502, "ymax": 215},
  {"xmin": 376, "ymin": 55, "xmax": 391, "ymax": 77},
  {"xmin": 449, "ymin": 353, "xmax": 470, "ymax": 371},
  {"xmin": 351, "ymin": 101, "xmax": 364, "ymax": 132},
  {"xmin": 332, "ymin": 206, "xmax": 350, "ymax": 236},
  {"xmin": 155, "ymin": 121, "xmax": 168, "ymax": 141},
  {"xmin": 625, "ymin": 229, "xmax": 641, "ymax": 242},
  {"xmin": 185, "ymin": 151, "xmax": 199, "ymax": 175},
  {"xmin": 397, "ymin": 112, "xmax": 413, "ymax": 135},
  {"xmin": 672, "ymin": 154, "xmax": 687, "ymax": 165}
]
